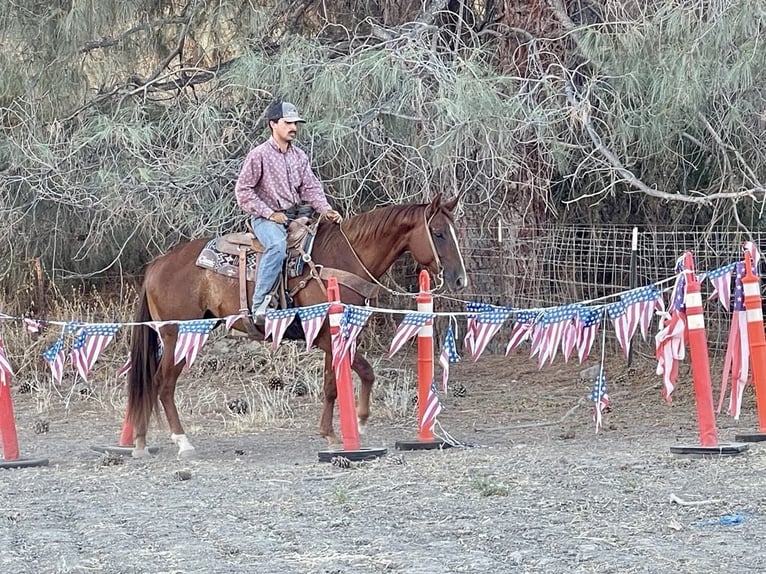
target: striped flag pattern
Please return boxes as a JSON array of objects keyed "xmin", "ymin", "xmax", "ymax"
[
  {"xmin": 297, "ymin": 303, "xmax": 329, "ymax": 351},
  {"xmin": 438, "ymin": 326, "xmax": 460, "ymax": 393},
  {"xmin": 419, "ymin": 382, "xmax": 443, "ymax": 434},
  {"xmin": 173, "ymin": 320, "xmax": 216, "ymax": 370},
  {"xmin": 265, "ymin": 308, "xmax": 297, "ymax": 349},
  {"xmin": 469, "ymin": 307, "xmax": 512, "ymax": 361},
  {"xmin": 117, "ymin": 353, "xmax": 131, "ymax": 378},
  {"xmin": 707, "ymin": 263, "xmax": 736, "ymax": 311},
  {"xmin": 575, "ymin": 306, "xmax": 602, "ymax": 363},
  {"xmin": 505, "ymin": 310, "xmax": 538, "ymax": 355},
  {"xmin": 0, "ymin": 337, "xmax": 14, "ymax": 386},
  {"xmin": 43, "ymin": 338, "xmax": 65, "ymax": 384},
  {"xmin": 332, "ymin": 306, "xmax": 373, "ymax": 369},
  {"xmin": 590, "ymin": 370, "xmax": 610, "ymax": 432},
  {"xmin": 464, "ymin": 302, "xmax": 495, "ymax": 358},
  {"xmin": 70, "ymin": 323, "xmax": 121, "ymax": 381},
  {"xmin": 388, "ymin": 312, "xmax": 433, "ymax": 357}
]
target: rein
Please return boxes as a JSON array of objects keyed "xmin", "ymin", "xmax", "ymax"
[{"xmin": 336, "ymin": 207, "xmax": 445, "ymax": 297}]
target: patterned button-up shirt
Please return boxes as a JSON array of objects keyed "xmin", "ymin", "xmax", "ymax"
[{"xmin": 235, "ymin": 137, "xmax": 330, "ymax": 219}]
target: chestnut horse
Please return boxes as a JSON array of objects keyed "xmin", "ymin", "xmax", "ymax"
[{"xmin": 127, "ymin": 194, "xmax": 467, "ymax": 457}]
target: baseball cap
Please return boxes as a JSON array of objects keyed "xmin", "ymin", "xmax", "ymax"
[{"xmin": 266, "ymin": 101, "xmax": 305, "ymax": 123}]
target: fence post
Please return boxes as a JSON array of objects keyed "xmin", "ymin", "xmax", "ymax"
[
  {"xmin": 735, "ymin": 250, "xmax": 766, "ymax": 441},
  {"xmin": 670, "ymin": 252, "xmax": 747, "ymax": 456},
  {"xmin": 396, "ymin": 270, "xmax": 451, "ymax": 451},
  {"xmin": 318, "ymin": 277, "xmax": 386, "ymax": 462}
]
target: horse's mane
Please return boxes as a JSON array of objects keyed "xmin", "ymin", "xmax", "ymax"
[{"xmin": 339, "ymin": 204, "xmax": 426, "ymax": 244}]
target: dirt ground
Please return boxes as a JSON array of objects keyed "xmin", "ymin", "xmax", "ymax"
[{"xmin": 2, "ymin": 340, "xmax": 766, "ymax": 574}]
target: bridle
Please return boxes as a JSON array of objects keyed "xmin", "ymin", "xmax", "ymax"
[{"xmin": 337, "ymin": 206, "xmax": 445, "ymax": 296}]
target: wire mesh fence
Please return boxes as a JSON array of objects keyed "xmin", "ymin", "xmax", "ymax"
[{"xmin": 378, "ymin": 223, "xmax": 759, "ymax": 359}]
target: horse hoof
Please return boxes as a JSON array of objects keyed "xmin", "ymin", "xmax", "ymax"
[
  {"xmin": 131, "ymin": 448, "xmax": 152, "ymax": 459},
  {"xmin": 357, "ymin": 419, "xmax": 367, "ymax": 435}
]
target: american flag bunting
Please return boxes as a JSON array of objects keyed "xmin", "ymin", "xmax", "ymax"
[
  {"xmin": 70, "ymin": 323, "xmax": 120, "ymax": 381},
  {"xmin": 297, "ymin": 303, "xmax": 329, "ymax": 351},
  {"xmin": 531, "ymin": 305, "xmax": 578, "ymax": 367},
  {"xmin": 265, "ymin": 308, "xmax": 297, "ymax": 349},
  {"xmin": 718, "ymin": 261, "xmax": 749, "ymax": 419},
  {"xmin": 707, "ymin": 263, "xmax": 735, "ymax": 311},
  {"xmin": 575, "ymin": 306, "xmax": 602, "ymax": 363},
  {"xmin": 388, "ymin": 312, "xmax": 433, "ymax": 357},
  {"xmin": 24, "ymin": 318, "xmax": 41, "ymax": 334},
  {"xmin": 419, "ymin": 381, "xmax": 443, "ymax": 434},
  {"xmin": 117, "ymin": 353, "xmax": 131, "ymax": 378},
  {"xmin": 43, "ymin": 337, "xmax": 65, "ymax": 384},
  {"xmin": 439, "ymin": 326, "xmax": 460, "ymax": 393},
  {"xmin": 505, "ymin": 310, "xmax": 538, "ymax": 355},
  {"xmin": 464, "ymin": 301, "xmax": 495, "ymax": 358},
  {"xmin": 332, "ymin": 306, "xmax": 373, "ymax": 369},
  {"xmin": 589, "ymin": 370, "xmax": 610, "ymax": 432},
  {"xmin": 173, "ymin": 319, "xmax": 216, "ymax": 370},
  {"xmin": 224, "ymin": 312, "xmax": 248, "ymax": 331},
  {"xmin": 469, "ymin": 307, "xmax": 512, "ymax": 361}
]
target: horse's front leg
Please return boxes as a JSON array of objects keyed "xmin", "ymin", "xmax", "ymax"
[
  {"xmin": 158, "ymin": 346, "xmax": 196, "ymax": 458},
  {"xmin": 319, "ymin": 351, "xmax": 341, "ymax": 446},
  {"xmin": 351, "ymin": 353, "xmax": 374, "ymax": 434}
]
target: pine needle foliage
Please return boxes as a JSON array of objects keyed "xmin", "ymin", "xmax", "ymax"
[{"xmin": 1, "ymin": 0, "xmax": 766, "ymax": 309}]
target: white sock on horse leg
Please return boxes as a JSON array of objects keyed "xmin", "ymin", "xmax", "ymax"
[{"xmin": 170, "ymin": 433, "xmax": 195, "ymax": 454}]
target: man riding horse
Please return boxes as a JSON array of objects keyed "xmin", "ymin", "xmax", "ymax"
[{"xmin": 235, "ymin": 100, "xmax": 343, "ymax": 320}]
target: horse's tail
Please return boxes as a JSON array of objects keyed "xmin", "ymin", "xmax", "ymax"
[{"xmin": 127, "ymin": 287, "xmax": 160, "ymax": 434}]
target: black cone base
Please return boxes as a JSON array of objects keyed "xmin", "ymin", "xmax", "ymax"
[
  {"xmin": 670, "ymin": 442, "xmax": 749, "ymax": 456},
  {"xmin": 734, "ymin": 431, "xmax": 766, "ymax": 442},
  {"xmin": 395, "ymin": 438, "xmax": 453, "ymax": 451},
  {"xmin": 317, "ymin": 446, "xmax": 387, "ymax": 463},
  {"xmin": 0, "ymin": 457, "xmax": 49, "ymax": 469}
]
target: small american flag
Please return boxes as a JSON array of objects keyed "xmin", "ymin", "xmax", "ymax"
[
  {"xmin": 24, "ymin": 318, "xmax": 42, "ymax": 334},
  {"xmin": 589, "ymin": 370, "xmax": 610, "ymax": 432},
  {"xmin": 439, "ymin": 326, "xmax": 460, "ymax": 392},
  {"xmin": 505, "ymin": 310, "xmax": 538, "ymax": 355},
  {"xmin": 0, "ymin": 337, "xmax": 14, "ymax": 386},
  {"xmin": 297, "ymin": 303, "xmax": 329, "ymax": 350},
  {"xmin": 117, "ymin": 353, "xmax": 131, "ymax": 378},
  {"xmin": 388, "ymin": 312, "xmax": 433, "ymax": 357},
  {"xmin": 621, "ymin": 285, "xmax": 662, "ymax": 342},
  {"xmin": 707, "ymin": 263, "xmax": 735, "ymax": 311},
  {"xmin": 719, "ymin": 261, "xmax": 749, "ymax": 418},
  {"xmin": 173, "ymin": 320, "xmax": 216, "ymax": 370},
  {"xmin": 470, "ymin": 306, "xmax": 512, "ymax": 361},
  {"xmin": 419, "ymin": 381, "xmax": 443, "ymax": 434},
  {"xmin": 265, "ymin": 308, "xmax": 297, "ymax": 348},
  {"xmin": 69, "ymin": 323, "xmax": 120, "ymax": 382},
  {"xmin": 43, "ymin": 337, "xmax": 65, "ymax": 384},
  {"xmin": 464, "ymin": 301, "xmax": 495, "ymax": 358},
  {"xmin": 669, "ymin": 254, "xmax": 688, "ymax": 313},
  {"xmin": 607, "ymin": 301, "xmax": 631, "ymax": 358},
  {"xmin": 332, "ymin": 306, "xmax": 373, "ymax": 368},
  {"xmin": 575, "ymin": 306, "xmax": 602, "ymax": 363},
  {"xmin": 224, "ymin": 312, "xmax": 248, "ymax": 331},
  {"xmin": 531, "ymin": 305, "xmax": 578, "ymax": 367}
]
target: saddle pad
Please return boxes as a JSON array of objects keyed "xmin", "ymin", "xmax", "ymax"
[{"xmin": 196, "ymin": 239, "xmax": 259, "ymax": 283}]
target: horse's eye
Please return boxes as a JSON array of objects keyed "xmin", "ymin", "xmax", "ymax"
[{"xmin": 433, "ymin": 230, "xmax": 445, "ymax": 239}]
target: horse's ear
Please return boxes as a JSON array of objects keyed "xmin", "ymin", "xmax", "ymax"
[
  {"xmin": 426, "ymin": 193, "xmax": 443, "ymax": 217},
  {"xmin": 443, "ymin": 190, "xmax": 465, "ymax": 212}
]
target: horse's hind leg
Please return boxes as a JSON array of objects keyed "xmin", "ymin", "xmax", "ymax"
[
  {"xmin": 158, "ymin": 338, "xmax": 196, "ymax": 458},
  {"xmin": 351, "ymin": 353, "xmax": 375, "ymax": 434}
]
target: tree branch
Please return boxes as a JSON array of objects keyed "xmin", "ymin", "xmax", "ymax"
[{"xmin": 564, "ymin": 80, "xmax": 762, "ymax": 205}]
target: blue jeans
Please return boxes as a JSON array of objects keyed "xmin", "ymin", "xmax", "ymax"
[{"xmin": 250, "ymin": 216, "xmax": 287, "ymax": 308}]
